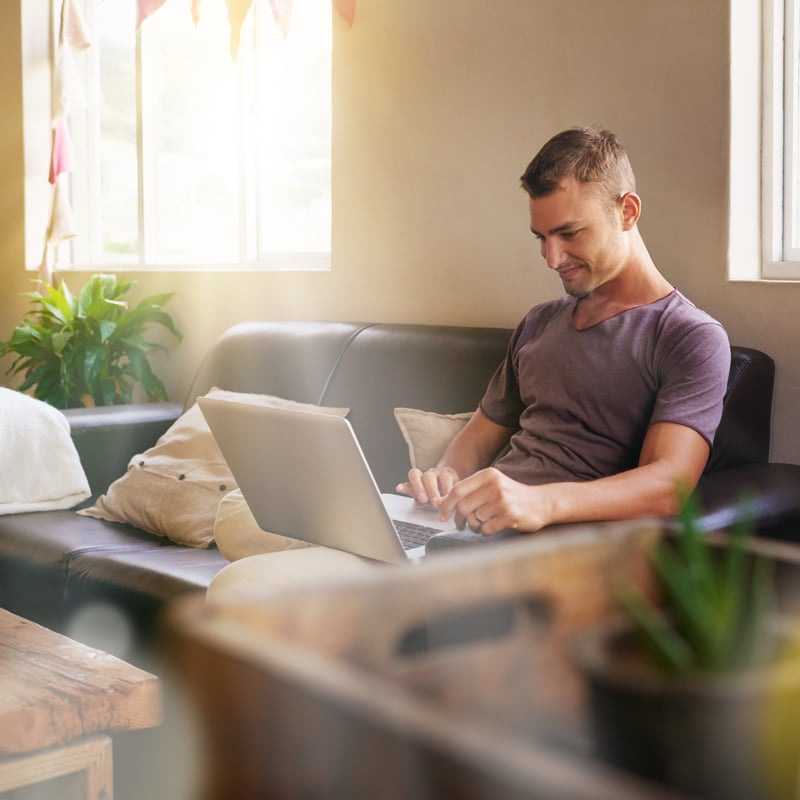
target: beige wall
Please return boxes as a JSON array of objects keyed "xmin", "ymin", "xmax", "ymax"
[{"xmin": 3, "ymin": 0, "xmax": 800, "ymax": 463}]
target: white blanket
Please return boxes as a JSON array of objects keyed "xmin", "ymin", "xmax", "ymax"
[{"xmin": 0, "ymin": 387, "xmax": 90, "ymax": 514}]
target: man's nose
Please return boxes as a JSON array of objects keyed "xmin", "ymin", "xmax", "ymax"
[{"xmin": 541, "ymin": 239, "xmax": 566, "ymax": 269}]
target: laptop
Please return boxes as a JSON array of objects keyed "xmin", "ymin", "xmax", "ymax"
[{"xmin": 198, "ymin": 396, "xmax": 455, "ymax": 563}]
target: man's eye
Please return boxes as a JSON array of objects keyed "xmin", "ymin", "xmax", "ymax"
[{"xmin": 561, "ymin": 230, "xmax": 579, "ymax": 240}]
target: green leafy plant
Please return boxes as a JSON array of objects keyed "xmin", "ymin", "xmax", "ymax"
[
  {"xmin": 617, "ymin": 491, "xmax": 775, "ymax": 674},
  {"xmin": 0, "ymin": 274, "xmax": 182, "ymax": 408}
]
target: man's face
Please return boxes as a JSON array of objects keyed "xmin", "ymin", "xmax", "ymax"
[{"xmin": 528, "ymin": 176, "xmax": 628, "ymax": 299}]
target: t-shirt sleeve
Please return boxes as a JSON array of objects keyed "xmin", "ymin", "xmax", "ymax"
[
  {"xmin": 649, "ymin": 321, "xmax": 731, "ymax": 448},
  {"xmin": 480, "ymin": 322, "xmax": 527, "ymax": 428}
]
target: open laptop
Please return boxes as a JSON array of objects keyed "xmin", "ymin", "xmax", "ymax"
[{"xmin": 198, "ymin": 396, "xmax": 455, "ymax": 563}]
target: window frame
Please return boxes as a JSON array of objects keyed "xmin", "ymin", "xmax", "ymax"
[{"xmin": 762, "ymin": 0, "xmax": 800, "ymax": 278}]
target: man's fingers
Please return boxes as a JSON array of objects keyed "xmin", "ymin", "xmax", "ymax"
[{"xmin": 398, "ymin": 467, "xmax": 460, "ymax": 507}]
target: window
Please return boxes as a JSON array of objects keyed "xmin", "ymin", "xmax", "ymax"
[
  {"xmin": 729, "ymin": 0, "xmax": 799, "ymax": 280},
  {"xmin": 762, "ymin": 0, "xmax": 800, "ymax": 277},
  {"xmin": 67, "ymin": 0, "xmax": 331, "ymax": 271}
]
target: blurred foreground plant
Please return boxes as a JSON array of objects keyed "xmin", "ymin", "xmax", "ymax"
[{"xmin": 617, "ymin": 492, "xmax": 774, "ymax": 674}]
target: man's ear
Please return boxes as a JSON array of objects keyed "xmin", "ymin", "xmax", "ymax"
[{"xmin": 619, "ymin": 192, "xmax": 641, "ymax": 230}]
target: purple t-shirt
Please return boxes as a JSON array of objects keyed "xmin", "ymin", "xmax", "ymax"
[{"xmin": 480, "ymin": 291, "xmax": 730, "ymax": 485}]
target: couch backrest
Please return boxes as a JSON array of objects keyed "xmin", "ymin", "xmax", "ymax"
[
  {"xmin": 185, "ymin": 321, "xmax": 368, "ymax": 407},
  {"xmin": 188, "ymin": 322, "xmax": 773, "ymax": 493},
  {"xmin": 320, "ymin": 324, "xmax": 513, "ymax": 492},
  {"xmin": 706, "ymin": 345, "xmax": 775, "ymax": 474}
]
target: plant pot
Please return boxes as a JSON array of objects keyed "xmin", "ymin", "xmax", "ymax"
[{"xmin": 573, "ymin": 620, "xmax": 800, "ymax": 800}]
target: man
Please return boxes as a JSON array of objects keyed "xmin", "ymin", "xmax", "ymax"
[{"xmin": 397, "ymin": 126, "xmax": 731, "ymax": 535}]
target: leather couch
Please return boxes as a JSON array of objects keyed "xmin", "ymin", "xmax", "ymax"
[{"xmin": 0, "ymin": 320, "xmax": 797, "ymax": 663}]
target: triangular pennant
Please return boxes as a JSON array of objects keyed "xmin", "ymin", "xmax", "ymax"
[
  {"xmin": 332, "ymin": 0, "xmax": 355, "ymax": 26},
  {"xmin": 225, "ymin": 0, "xmax": 255, "ymax": 60},
  {"xmin": 136, "ymin": 0, "xmax": 170, "ymax": 30},
  {"xmin": 268, "ymin": 0, "xmax": 293, "ymax": 37},
  {"xmin": 49, "ymin": 116, "xmax": 75, "ymax": 185},
  {"xmin": 46, "ymin": 178, "xmax": 78, "ymax": 245},
  {"xmin": 60, "ymin": 0, "xmax": 91, "ymax": 50}
]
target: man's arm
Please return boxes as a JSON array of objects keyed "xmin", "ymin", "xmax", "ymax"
[
  {"xmin": 396, "ymin": 408, "xmax": 514, "ymax": 507},
  {"xmin": 437, "ymin": 421, "xmax": 710, "ymax": 534}
]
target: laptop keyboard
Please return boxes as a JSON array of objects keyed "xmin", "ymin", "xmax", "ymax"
[{"xmin": 393, "ymin": 519, "xmax": 442, "ymax": 550}]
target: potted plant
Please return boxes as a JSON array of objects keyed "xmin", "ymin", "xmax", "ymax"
[
  {"xmin": 573, "ymin": 494, "xmax": 800, "ymax": 800},
  {"xmin": 0, "ymin": 273, "xmax": 181, "ymax": 408}
]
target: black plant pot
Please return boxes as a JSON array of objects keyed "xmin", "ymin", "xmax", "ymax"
[{"xmin": 573, "ymin": 621, "xmax": 800, "ymax": 800}]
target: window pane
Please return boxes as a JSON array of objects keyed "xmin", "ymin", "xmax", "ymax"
[
  {"xmin": 255, "ymin": 0, "xmax": 332, "ymax": 255},
  {"xmin": 97, "ymin": 1, "xmax": 138, "ymax": 262},
  {"xmin": 145, "ymin": 1, "xmax": 241, "ymax": 264}
]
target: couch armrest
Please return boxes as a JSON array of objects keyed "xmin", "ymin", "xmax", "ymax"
[
  {"xmin": 62, "ymin": 402, "xmax": 182, "ymax": 498},
  {"xmin": 693, "ymin": 462, "xmax": 800, "ymax": 540}
]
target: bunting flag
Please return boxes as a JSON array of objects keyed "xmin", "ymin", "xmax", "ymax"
[
  {"xmin": 137, "ymin": 0, "xmax": 170, "ymax": 30},
  {"xmin": 39, "ymin": 177, "xmax": 79, "ymax": 284},
  {"xmin": 44, "ymin": 0, "xmax": 92, "ymax": 281},
  {"xmin": 53, "ymin": 0, "xmax": 91, "ymax": 119},
  {"xmin": 48, "ymin": 116, "xmax": 75, "ymax": 186},
  {"xmin": 47, "ymin": 179, "xmax": 78, "ymax": 245},
  {"xmin": 42, "ymin": 114, "xmax": 77, "ymax": 282},
  {"xmin": 141, "ymin": 0, "xmax": 356, "ymax": 49},
  {"xmin": 225, "ymin": 0, "xmax": 255, "ymax": 60},
  {"xmin": 268, "ymin": 0, "xmax": 293, "ymax": 37},
  {"xmin": 60, "ymin": 0, "xmax": 92, "ymax": 50},
  {"xmin": 332, "ymin": 0, "xmax": 355, "ymax": 27}
]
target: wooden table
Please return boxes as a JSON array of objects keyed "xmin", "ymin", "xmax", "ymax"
[{"xmin": 0, "ymin": 609, "xmax": 161, "ymax": 799}]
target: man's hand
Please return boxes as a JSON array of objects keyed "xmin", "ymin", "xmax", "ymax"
[
  {"xmin": 395, "ymin": 409, "xmax": 516, "ymax": 510},
  {"xmin": 396, "ymin": 466, "xmax": 461, "ymax": 508},
  {"xmin": 436, "ymin": 467, "xmax": 552, "ymax": 534}
]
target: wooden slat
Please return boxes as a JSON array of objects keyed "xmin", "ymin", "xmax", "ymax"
[
  {"xmin": 0, "ymin": 735, "xmax": 112, "ymax": 796},
  {"xmin": 0, "ymin": 610, "xmax": 161, "ymax": 755}
]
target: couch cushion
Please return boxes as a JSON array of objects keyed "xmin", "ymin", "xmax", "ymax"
[
  {"xmin": 67, "ymin": 546, "xmax": 229, "ymax": 600},
  {"xmin": 0, "ymin": 510, "xmax": 170, "ymax": 632},
  {"xmin": 0, "ymin": 510, "xmax": 166, "ymax": 566}
]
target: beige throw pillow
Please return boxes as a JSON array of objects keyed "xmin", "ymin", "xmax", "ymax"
[
  {"xmin": 393, "ymin": 407, "xmax": 473, "ymax": 472},
  {"xmin": 78, "ymin": 389, "xmax": 349, "ymax": 548}
]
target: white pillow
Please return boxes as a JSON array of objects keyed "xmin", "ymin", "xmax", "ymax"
[
  {"xmin": 0, "ymin": 388, "xmax": 90, "ymax": 514},
  {"xmin": 393, "ymin": 407, "xmax": 473, "ymax": 472},
  {"xmin": 214, "ymin": 488, "xmax": 315, "ymax": 561},
  {"xmin": 78, "ymin": 389, "xmax": 349, "ymax": 548}
]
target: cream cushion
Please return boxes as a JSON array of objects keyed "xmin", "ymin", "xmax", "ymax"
[
  {"xmin": 393, "ymin": 407, "xmax": 473, "ymax": 471},
  {"xmin": 0, "ymin": 388, "xmax": 90, "ymax": 514},
  {"xmin": 206, "ymin": 547, "xmax": 378, "ymax": 607},
  {"xmin": 214, "ymin": 488, "xmax": 315, "ymax": 561},
  {"xmin": 79, "ymin": 389, "xmax": 348, "ymax": 548}
]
